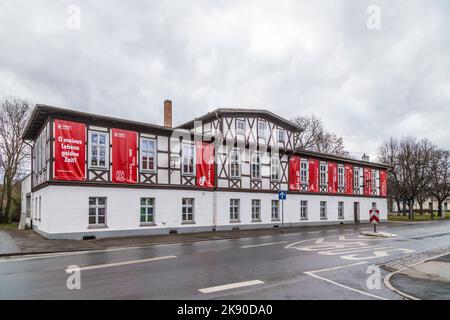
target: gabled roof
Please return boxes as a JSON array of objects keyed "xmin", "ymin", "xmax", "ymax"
[
  {"xmin": 176, "ymin": 108, "xmax": 302, "ymax": 132},
  {"xmin": 22, "ymin": 104, "xmax": 172, "ymax": 140}
]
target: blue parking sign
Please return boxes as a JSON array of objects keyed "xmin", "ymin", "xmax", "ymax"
[{"xmin": 278, "ymin": 191, "xmax": 287, "ymax": 200}]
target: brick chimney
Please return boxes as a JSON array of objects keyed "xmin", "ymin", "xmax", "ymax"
[{"xmin": 164, "ymin": 99, "xmax": 172, "ymax": 128}]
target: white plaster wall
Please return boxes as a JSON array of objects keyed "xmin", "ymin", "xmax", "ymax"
[{"xmin": 33, "ymin": 185, "xmax": 387, "ymax": 238}]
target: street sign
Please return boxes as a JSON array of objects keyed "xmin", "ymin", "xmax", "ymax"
[
  {"xmin": 369, "ymin": 209, "xmax": 380, "ymax": 224},
  {"xmin": 278, "ymin": 191, "xmax": 287, "ymax": 200}
]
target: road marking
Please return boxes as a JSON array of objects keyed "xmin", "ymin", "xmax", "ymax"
[
  {"xmin": 304, "ymin": 261, "xmax": 388, "ymax": 300},
  {"xmin": 308, "ymin": 231, "xmax": 322, "ymax": 234},
  {"xmin": 75, "ymin": 255, "xmax": 177, "ymax": 271},
  {"xmin": 241, "ymin": 241, "xmax": 287, "ymax": 249},
  {"xmin": 199, "ymin": 280, "xmax": 264, "ymax": 294}
]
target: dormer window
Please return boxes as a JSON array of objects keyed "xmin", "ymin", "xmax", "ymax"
[
  {"xmin": 236, "ymin": 119, "xmax": 246, "ymax": 135},
  {"xmin": 278, "ymin": 128, "xmax": 285, "ymax": 143},
  {"xmin": 258, "ymin": 120, "xmax": 267, "ymax": 139}
]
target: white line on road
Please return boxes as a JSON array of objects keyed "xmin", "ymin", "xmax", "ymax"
[
  {"xmin": 199, "ymin": 280, "xmax": 264, "ymax": 294},
  {"xmin": 304, "ymin": 261, "xmax": 389, "ymax": 300},
  {"xmin": 74, "ymin": 255, "xmax": 177, "ymax": 271},
  {"xmin": 241, "ymin": 241, "xmax": 288, "ymax": 249}
]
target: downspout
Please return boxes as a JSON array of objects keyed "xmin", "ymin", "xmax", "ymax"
[{"xmin": 212, "ymin": 111, "xmax": 220, "ymax": 231}]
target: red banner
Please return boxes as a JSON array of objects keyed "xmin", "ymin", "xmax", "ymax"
[
  {"xmin": 112, "ymin": 128, "xmax": 137, "ymax": 183},
  {"xmin": 328, "ymin": 162, "xmax": 337, "ymax": 193},
  {"xmin": 289, "ymin": 156, "xmax": 301, "ymax": 191},
  {"xmin": 308, "ymin": 159, "xmax": 319, "ymax": 192},
  {"xmin": 345, "ymin": 164, "xmax": 353, "ymax": 194},
  {"xmin": 364, "ymin": 168, "xmax": 372, "ymax": 196},
  {"xmin": 196, "ymin": 141, "xmax": 215, "ymax": 188},
  {"xmin": 54, "ymin": 119, "xmax": 86, "ymax": 181},
  {"xmin": 380, "ymin": 169, "xmax": 387, "ymax": 197}
]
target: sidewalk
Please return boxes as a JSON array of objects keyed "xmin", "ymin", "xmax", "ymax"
[
  {"xmin": 383, "ymin": 248, "xmax": 450, "ymax": 300},
  {"xmin": 0, "ymin": 221, "xmax": 407, "ymax": 257}
]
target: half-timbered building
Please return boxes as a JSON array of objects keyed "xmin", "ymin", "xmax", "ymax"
[{"xmin": 21, "ymin": 101, "xmax": 389, "ymax": 239}]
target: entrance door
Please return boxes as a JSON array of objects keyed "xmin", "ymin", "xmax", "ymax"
[{"xmin": 354, "ymin": 202, "xmax": 360, "ymax": 223}]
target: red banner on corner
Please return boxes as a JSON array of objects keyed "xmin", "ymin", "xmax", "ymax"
[
  {"xmin": 308, "ymin": 159, "xmax": 319, "ymax": 192},
  {"xmin": 345, "ymin": 164, "xmax": 353, "ymax": 195},
  {"xmin": 364, "ymin": 167, "xmax": 372, "ymax": 196},
  {"xmin": 328, "ymin": 162, "xmax": 338, "ymax": 193},
  {"xmin": 380, "ymin": 169, "xmax": 387, "ymax": 197},
  {"xmin": 54, "ymin": 119, "xmax": 86, "ymax": 181},
  {"xmin": 112, "ymin": 128, "xmax": 137, "ymax": 183},
  {"xmin": 289, "ymin": 156, "xmax": 301, "ymax": 191},
  {"xmin": 196, "ymin": 141, "xmax": 215, "ymax": 188}
]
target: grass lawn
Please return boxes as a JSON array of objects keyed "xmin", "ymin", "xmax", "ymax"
[
  {"xmin": 388, "ymin": 212, "xmax": 450, "ymax": 221},
  {"xmin": 0, "ymin": 223, "xmax": 19, "ymax": 230}
]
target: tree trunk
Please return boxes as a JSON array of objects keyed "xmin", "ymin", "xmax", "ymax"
[
  {"xmin": 438, "ymin": 201, "xmax": 443, "ymax": 218},
  {"xmin": 419, "ymin": 202, "xmax": 424, "ymax": 215},
  {"xmin": 402, "ymin": 200, "xmax": 407, "ymax": 216},
  {"xmin": 0, "ymin": 173, "xmax": 6, "ymax": 224},
  {"xmin": 430, "ymin": 201, "xmax": 434, "ymax": 220},
  {"xmin": 407, "ymin": 199, "xmax": 413, "ymax": 220},
  {"xmin": 396, "ymin": 199, "xmax": 401, "ymax": 214},
  {"xmin": 3, "ymin": 177, "xmax": 13, "ymax": 223}
]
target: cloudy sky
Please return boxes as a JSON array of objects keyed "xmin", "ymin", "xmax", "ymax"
[{"xmin": 1, "ymin": 0, "xmax": 449, "ymax": 159}]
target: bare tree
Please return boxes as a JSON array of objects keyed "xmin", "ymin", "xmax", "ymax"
[
  {"xmin": 292, "ymin": 114, "xmax": 349, "ymax": 156},
  {"xmin": 429, "ymin": 149, "xmax": 450, "ymax": 218},
  {"xmin": 379, "ymin": 136, "xmax": 435, "ymax": 220},
  {"xmin": 0, "ymin": 97, "xmax": 31, "ymax": 224}
]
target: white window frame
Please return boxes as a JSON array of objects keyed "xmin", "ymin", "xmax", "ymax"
[
  {"xmin": 182, "ymin": 198, "xmax": 195, "ymax": 223},
  {"xmin": 229, "ymin": 149, "xmax": 241, "ymax": 179},
  {"xmin": 278, "ymin": 128, "xmax": 285, "ymax": 143},
  {"xmin": 300, "ymin": 159, "xmax": 308, "ymax": 185},
  {"xmin": 300, "ymin": 200, "xmax": 308, "ymax": 220},
  {"xmin": 89, "ymin": 197, "xmax": 107, "ymax": 226},
  {"xmin": 338, "ymin": 165, "xmax": 345, "ymax": 188},
  {"xmin": 140, "ymin": 138, "xmax": 156, "ymax": 172},
  {"xmin": 338, "ymin": 201, "xmax": 344, "ymax": 219},
  {"xmin": 271, "ymin": 155, "xmax": 280, "ymax": 181},
  {"xmin": 371, "ymin": 170, "xmax": 377, "ymax": 191},
  {"xmin": 251, "ymin": 151, "xmax": 261, "ymax": 180},
  {"xmin": 354, "ymin": 167, "xmax": 360, "ymax": 190},
  {"xmin": 236, "ymin": 119, "xmax": 246, "ymax": 135},
  {"xmin": 88, "ymin": 131, "xmax": 109, "ymax": 169},
  {"xmin": 140, "ymin": 197, "xmax": 155, "ymax": 224},
  {"xmin": 258, "ymin": 120, "xmax": 267, "ymax": 139},
  {"xmin": 230, "ymin": 199, "xmax": 240, "ymax": 221},
  {"xmin": 251, "ymin": 199, "xmax": 261, "ymax": 221},
  {"xmin": 271, "ymin": 200, "xmax": 280, "ymax": 220},
  {"xmin": 320, "ymin": 201, "xmax": 327, "ymax": 219},
  {"xmin": 181, "ymin": 143, "xmax": 196, "ymax": 176},
  {"xmin": 320, "ymin": 162, "xmax": 328, "ymax": 186}
]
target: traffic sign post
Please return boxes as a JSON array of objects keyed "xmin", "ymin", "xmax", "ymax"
[
  {"xmin": 369, "ymin": 208, "xmax": 380, "ymax": 233},
  {"xmin": 278, "ymin": 191, "xmax": 287, "ymax": 231}
]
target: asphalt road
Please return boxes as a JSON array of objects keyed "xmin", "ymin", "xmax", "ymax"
[{"xmin": 1, "ymin": 221, "xmax": 450, "ymax": 300}]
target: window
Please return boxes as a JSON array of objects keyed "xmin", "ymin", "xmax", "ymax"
[
  {"xmin": 251, "ymin": 152, "xmax": 261, "ymax": 179},
  {"xmin": 320, "ymin": 162, "xmax": 328, "ymax": 186},
  {"xmin": 371, "ymin": 170, "xmax": 377, "ymax": 191},
  {"xmin": 252, "ymin": 199, "xmax": 261, "ymax": 221},
  {"xmin": 182, "ymin": 144, "xmax": 195, "ymax": 175},
  {"xmin": 229, "ymin": 149, "xmax": 241, "ymax": 179},
  {"xmin": 271, "ymin": 200, "xmax": 280, "ymax": 220},
  {"xmin": 140, "ymin": 138, "xmax": 156, "ymax": 172},
  {"xmin": 38, "ymin": 196, "xmax": 42, "ymax": 220},
  {"xmin": 354, "ymin": 167, "xmax": 360, "ymax": 190},
  {"xmin": 338, "ymin": 165, "xmax": 345, "ymax": 188},
  {"xmin": 140, "ymin": 198, "xmax": 155, "ymax": 224},
  {"xmin": 182, "ymin": 198, "xmax": 194, "ymax": 222},
  {"xmin": 89, "ymin": 197, "xmax": 107, "ymax": 226},
  {"xmin": 338, "ymin": 201, "xmax": 344, "ymax": 219},
  {"xmin": 230, "ymin": 199, "xmax": 240, "ymax": 221},
  {"xmin": 89, "ymin": 131, "xmax": 108, "ymax": 168},
  {"xmin": 300, "ymin": 159, "xmax": 308, "ymax": 184},
  {"xmin": 320, "ymin": 201, "xmax": 327, "ymax": 219},
  {"xmin": 258, "ymin": 120, "xmax": 267, "ymax": 139},
  {"xmin": 278, "ymin": 129, "xmax": 285, "ymax": 143},
  {"xmin": 372, "ymin": 202, "xmax": 377, "ymax": 209},
  {"xmin": 300, "ymin": 200, "xmax": 308, "ymax": 220},
  {"xmin": 236, "ymin": 119, "xmax": 246, "ymax": 135},
  {"xmin": 34, "ymin": 198, "xmax": 37, "ymax": 220},
  {"xmin": 271, "ymin": 156, "xmax": 280, "ymax": 181},
  {"xmin": 26, "ymin": 195, "xmax": 31, "ymax": 218}
]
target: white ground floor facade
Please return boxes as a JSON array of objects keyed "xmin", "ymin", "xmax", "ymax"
[{"xmin": 28, "ymin": 185, "xmax": 388, "ymax": 240}]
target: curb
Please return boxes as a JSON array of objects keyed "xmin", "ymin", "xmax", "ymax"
[{"xmin": 382, "ymin": 248, "xmax": 450, "ymax": 300}]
